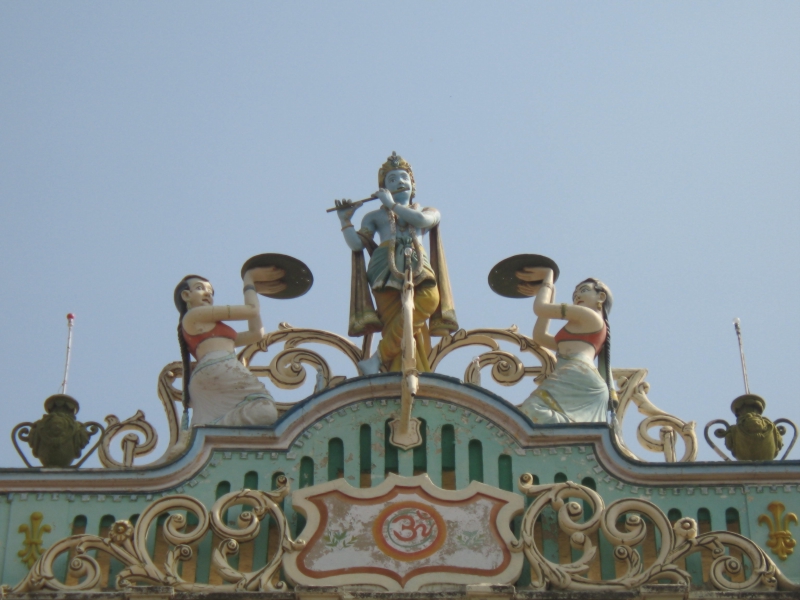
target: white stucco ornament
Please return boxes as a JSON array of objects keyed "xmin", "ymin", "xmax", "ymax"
[{"xmin": 283, "ymin": 473, "xmax": 524, "ymax": 591}]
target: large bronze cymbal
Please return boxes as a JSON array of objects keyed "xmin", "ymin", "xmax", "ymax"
[
  {"xmin": 241, "ymin": 253, "xmax": 314, "ymax": 299},
  {"xmin": 488, "ymin": 254, "xmax": 560, "ymax": 298}
]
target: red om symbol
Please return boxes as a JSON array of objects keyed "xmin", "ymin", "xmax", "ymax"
[{"xmin": 389, "ymin": 510, "xmax": 434, "ymax": 541}]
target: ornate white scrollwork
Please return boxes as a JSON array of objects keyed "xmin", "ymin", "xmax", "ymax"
[
  {"xmin": 156, "ymin": 361, "xmax": 184, "ymax": 451},
  {"xmin": 143, "ymin": 325, "xmax": 697, "ymax": 465},
  {"xmin": 614, "ymin": 368, "xmax": 697, "ymax": 462},
  {"xmin": 430, "ymin": 326, "xmax": 556, "ymax": 384},
  {"xmin": 514, "ymin": 477, "xmax": 795, "ymax": 592},
  {"xmin": 98, "ymin": 410, "xmax": 158, "ymax": 468},
  {"xmin": 239, "ymin": 323, "xmax": 359, "ymax": 391},
  {"xmin": 9, "ymin": 477, "xmax": 302, "ymax": 593},
  {"xmin": 9, "ymin": 476, "xmax": 798, "ymax": 593}
]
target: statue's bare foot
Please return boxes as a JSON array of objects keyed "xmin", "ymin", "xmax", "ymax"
[{"xmin": 357, "ymin": 353, "xmax": 382, "ymax": 376}]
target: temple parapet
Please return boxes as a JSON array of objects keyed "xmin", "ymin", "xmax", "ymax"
[{"xmin": 2, "ymin": 374, "xmax": 799, "ymax": 594}]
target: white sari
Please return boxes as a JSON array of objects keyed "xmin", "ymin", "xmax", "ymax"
[
  {"xmin": 520, "ymin": 353, "xmax": 608, "ymax": 424},
  {"xmin": 189, "ymin": 350, "xmax": 278, "ymax": 427}
]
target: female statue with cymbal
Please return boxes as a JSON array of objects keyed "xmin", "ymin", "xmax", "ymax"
[
  {"xmin": 520, "ymin": 268, "xmax": 615, "ymax": 424},
  {"xmin": 174, "ymin": 270, "xmax": 278, "ymax": 428}
]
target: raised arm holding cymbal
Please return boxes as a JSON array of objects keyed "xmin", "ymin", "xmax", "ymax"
[
  {"xmin": 173, "ymin": 253, "xmax": 313, "ymax": 431},
  {"xmin": 488, "ymin": 254, "xmax": 615, "ymax": 425}
]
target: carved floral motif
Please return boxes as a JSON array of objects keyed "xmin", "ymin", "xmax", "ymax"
[
  {"xmin": 514, "ymin": 477, "xmax": 795, "ymax": 592},
  {"xmin": 7, "ymin": 476, "xmax": 797, "ymax": 593},
  {"xmin": 17, "ymin": 512, "xmax": 51, "ymax": 568},
  {"xmin": 8, "ymin": 477, "xmax": 302, "ymax": 593},
  {"xmin": 132, "ymin": 325, "xmax": 697, "ymax": 466},
  {"xmin": 759, "ymin": 501, "xmax": 798, "ymax": 561}
]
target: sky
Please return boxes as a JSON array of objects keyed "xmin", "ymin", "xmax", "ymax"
[{"xmin": 0, "ymin": 1, "xmax": 798, "ymax": 467}]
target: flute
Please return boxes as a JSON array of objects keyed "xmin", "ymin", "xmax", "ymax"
[{"xmin": 325, "ymin": 187, "xmax": 409, "ymax": 213}]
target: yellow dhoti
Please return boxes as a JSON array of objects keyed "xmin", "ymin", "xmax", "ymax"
[
  {"xmin": 348, "ymin": 222, "xmax": 459, "ymax": 374},
  {"xmin": 373, "ymin": 283, "xmax": 440, "ymax": 372}
]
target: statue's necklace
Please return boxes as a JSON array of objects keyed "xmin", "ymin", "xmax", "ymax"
[{"xmin": 384, "ymin": 204, "xmax": 425, "ymax": 280}]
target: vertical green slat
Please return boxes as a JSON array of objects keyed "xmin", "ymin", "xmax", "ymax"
[
  {"xmin": 512, "ymin": 506, "xmax": 531, "ymax": 588},
  {"xmin": 246, "ymin": 471, "xmax": 268, "ymax": 570},
  {"xmin": 102, "ymin": 514, "xmax": 123, "ymax": 584},
  {"xmin": 542, "ymin": 474, "xmax": 567, "ymax": 566},
  {"xmin": 341, "ymin": 429, "xmax": 358, "ymax": 488},
  {"xmin": 296, "ymin": 458, "xmax": 314, "ymax": 537},
  {"xmin": 217, "ymin": 481, "xmax": 232, "ymax": 524},
  {"xmin": 441, "ymin": 424, "xmax": 455, "ymax": 488},
  {"xmin": 372, "ymin": 422, "xmax": 387, "ymax": 486},
  {"xmin": 426, "ymin": 425, "xmax": 442, "ymax": 487},
  {"xmin": 193, "ymin": 508, "xmax": 212, "ymax": 584},
  {"xmin": 299, "ymin": 457, "xmax": 315, "ymax": 489},
  {"xmin": 359, "ymin": 424, "xmax": 372, "ymax": 473},
  {"xmin": 195, "ymin": 481, "xmax": 230, "ymax": 583},
  {"xmin": 455, "ymin": 428, "xmax": 470, "ymax": 489},
  {"xmin": 328, "ymin": 438, "xmax": 344, "ymax": 481},
  {"xmin": 498, "ymin": 455, "xmax": 513, "ymax": 491},
  {"xmin": 513, "ymin": 469, "xmax": 539, "ymax": 587},
  {"xmin": 359, "ymin": 424, "xmax": 372, "ymax": 488},
  {"xmin": 685, "ymin": 508, "xmax": 710, "ymax": 585},
  {"xmin": 585, "ymin": 478, "xmax": 614, "ymax": 581},
  {"xmin": 413, "ymin": 419, "xmax": 427, "ymax": 475},
  {"xmin": 244, "ymin": 471, "xmax": 258, "ymax": 491},
  {"xmin": 441, "ymin": 425, "xmax": 455, "ymax": 469},
  {"xmin": 228, "ymin": 479, "xmax": 243, "ymax": 574},
  {"xmin": 552, "ymin": 473, "xmax": 574, "ymax": 565},
  {"xmin": 481, "ymin": 441, "xmax": 500, "ymax": 487},
  {"xmin": 541, "ymin": 504, "xmax": 560, "ymax": 565},
  {"xmin": 183, "ymin": 511, "xmax": 200, "ymax": 581},
  {"xmin": 580, "ymin": 478, "xmax": 600, "ymax": 579},
  {"xmin": 726, "ymin": 507, "xmax": 751, "ymax": 579},
  {"xmin": 54, "ymin": 515, "xmax": 87, "ymax": 581},
  {"xmin": 656, "ymin": 508, "xmax": 684, "ymax": 583},
  {"xmin": 468, "ymin": 440, "xmax": 484, "ymax": 483},
  {"xmin": 384, "ymin": 420, "xmax": 399, "ymax": 476}
]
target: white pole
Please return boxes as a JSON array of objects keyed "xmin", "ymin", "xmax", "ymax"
[
  {"xmin": 59, "ymin": 313, "xmax": 75, "ymax": 394},
  {"xmin": 733, "ymin": 318, "xmax": 750, "ymax": 394}
]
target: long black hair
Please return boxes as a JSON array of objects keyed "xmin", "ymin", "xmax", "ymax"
[
  {"xmin": 577, "ymin": 278, "xmax": 615, "ymax": 406},
  {"xmin": 174, "ymin": 275, "xmax": 212, "ymax": 424}
]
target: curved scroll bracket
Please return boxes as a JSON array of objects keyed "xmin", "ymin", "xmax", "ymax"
[
  {"xmin": 774, "ymin": 418, "xmax": 798, "ymax": 461},
  {"xmin": 704, "ymin": 419, "xmax": 734, "ymax": 462},
  {"xmin": 99, "ymin": 410, "xmax": 159, "ymax": 468}
]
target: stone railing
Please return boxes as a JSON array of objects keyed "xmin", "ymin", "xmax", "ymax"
[
  {"xmin": 6, "ymin": 477, "xmax": 791, "ymax": 594},
  {"xmin": 97, "ymin": 324, "xmax": 696, "ymax": 467}
]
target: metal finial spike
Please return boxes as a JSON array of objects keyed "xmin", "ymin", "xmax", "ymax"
[
  {"xmin": 733, "ymin": 317, "xmax": 750, "ymax": 394},
  {"xmin": 59, "ymin": 313, "xmax": 75, "ymax": 394}
]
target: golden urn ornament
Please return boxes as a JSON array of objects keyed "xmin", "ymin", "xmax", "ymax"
[
  {"xmin": 11, "ymin": 395, "xmax": 104, "ymax": 468},
  {"xmin": 705, "ymin": 394, "xmax": 797, "ymax": 462}
]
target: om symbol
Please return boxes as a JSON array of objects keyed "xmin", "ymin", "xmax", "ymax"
[{"xmin": 373, "ymin": 501, "xmax": 446, "ymax": 561}]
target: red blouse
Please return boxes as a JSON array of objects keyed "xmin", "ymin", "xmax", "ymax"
[
  {"xmin": 183, "ymin": 322, "xmax": 238, "ymax": 358},
  {"xmin": 554, "ymin": 324, "xmax": 607, "ymax": 357}
]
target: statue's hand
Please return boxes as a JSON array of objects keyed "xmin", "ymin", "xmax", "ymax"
[
  {"xmin": 335, "ymin": 198, "xmax": 361, "ymax": 221},
  {"xmin": 374, "ymin": 188, "xmax": 395, "ymax": 209}
]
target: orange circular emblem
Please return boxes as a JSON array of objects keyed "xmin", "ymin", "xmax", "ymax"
[{"xmin": 372, "ymin": 501, "xmax": 446, "ymax": 562}]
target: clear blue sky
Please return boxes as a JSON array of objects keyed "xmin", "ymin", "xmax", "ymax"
[{"xmin": 1, "ymin": 2, "xmax": 798, "ymax": 466}]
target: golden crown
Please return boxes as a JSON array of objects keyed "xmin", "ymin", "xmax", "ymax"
[{"xmin": 378, "ymin": 151, "xmax": 415, "ymax": 198}]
